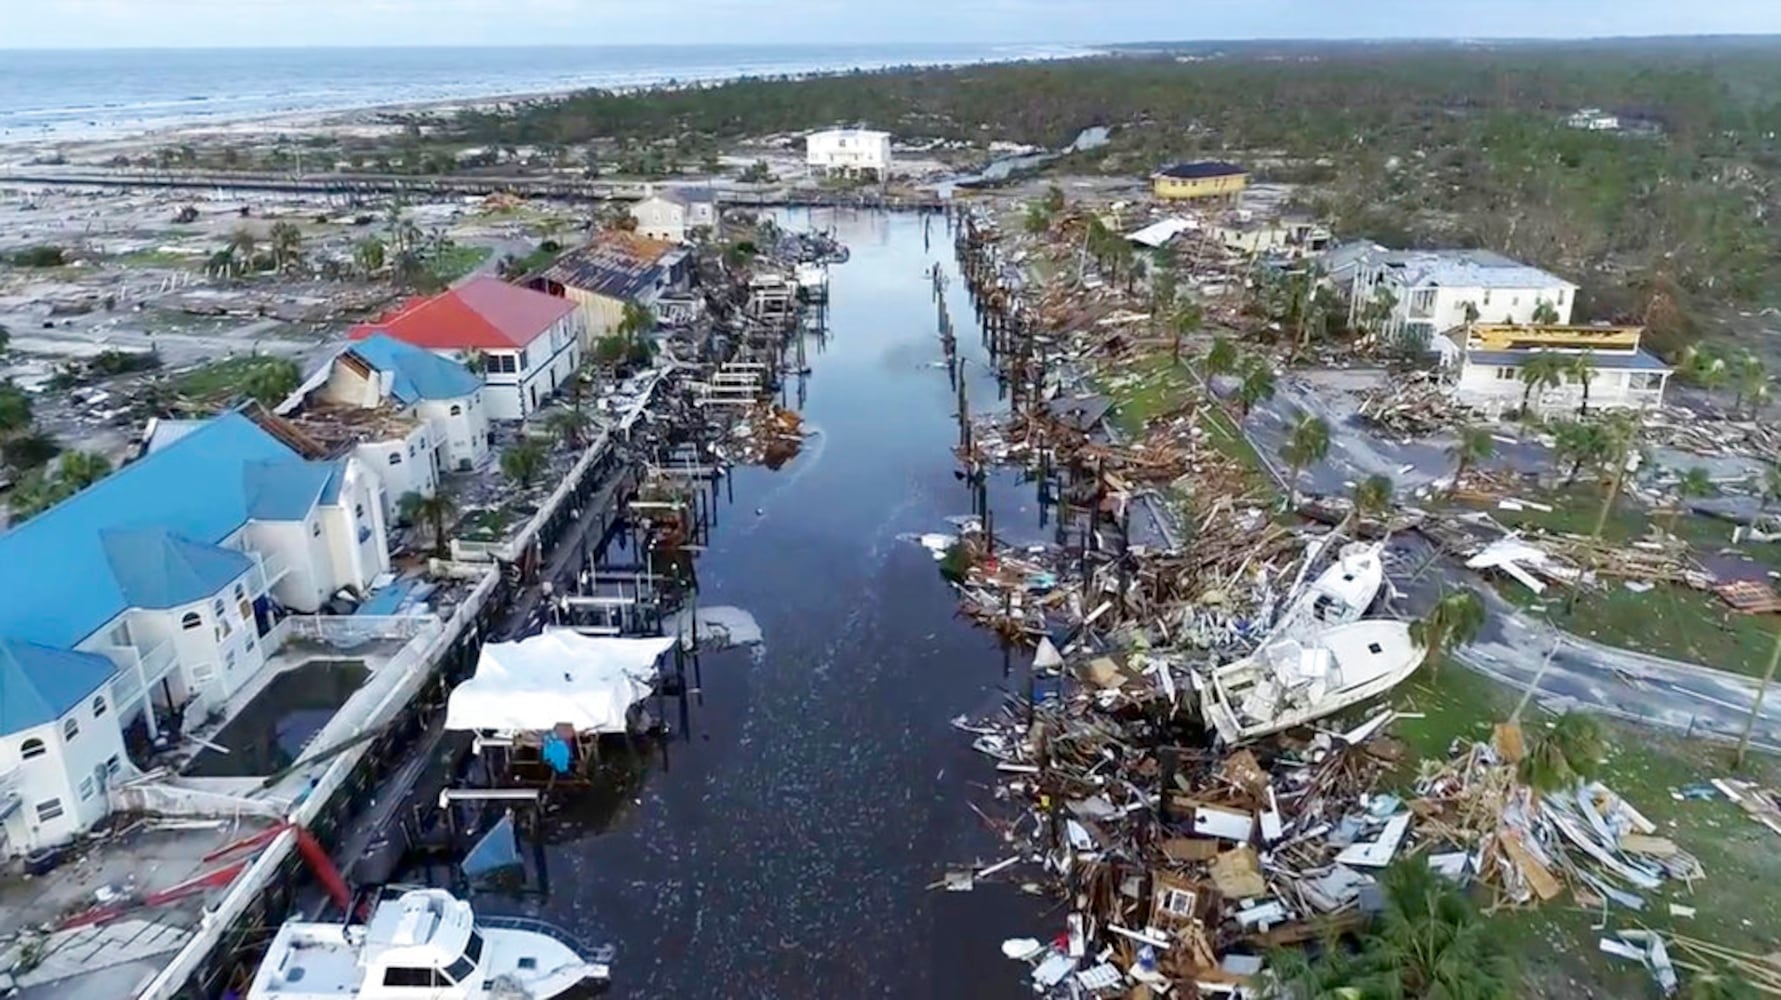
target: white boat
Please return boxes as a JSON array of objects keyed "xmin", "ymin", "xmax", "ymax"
[
  {"xmin": 248, "ymin": 886, "xmax": 610, "ymax": 1000},
  {"xmin": 794, "ymin": 262, "xmax": 829, "ymax": 301},
  {"xmin": 1201, "ymin": 619, "xmax": 1425, "ymax": 744},
  {"xmin": 1270, "ymin": 540, "xmax": 1385, "ymax": 640}
]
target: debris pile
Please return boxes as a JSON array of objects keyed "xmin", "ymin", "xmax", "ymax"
[{"xmin": 1356, "ymin": 372, "xmax": 1462, "ymax": 437}]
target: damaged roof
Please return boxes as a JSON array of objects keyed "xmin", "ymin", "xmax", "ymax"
[
  {"xmin": 347, "ymin": 333, "xmax": 483, "ymax": 404},
  {"xmin": 352, "ymin": 276, "xmax": 574, "ymax": 351},
  {"xmin": 1155, "ymin": 161, "xmax": 1247, "ymax": 180},
  {"xmin": 540, "ymin": 232, "xmax": 679, "ymax": 303}
]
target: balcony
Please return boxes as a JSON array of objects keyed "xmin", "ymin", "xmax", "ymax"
[
  {"xmin": 256, "ymin": 549, "xmax": 292, "ymax": 591},
  {"xmin": 102, "ymin": 639, "xmax": 179, "ymax": 721}
]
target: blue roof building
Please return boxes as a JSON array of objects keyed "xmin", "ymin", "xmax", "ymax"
[
  {"xmin": 0, "ymin": 640, "xmax": 118, "ymax": 733},
  {"xmin": 346, "ymin": 334, "xmax": 483, "ymax": 406}
]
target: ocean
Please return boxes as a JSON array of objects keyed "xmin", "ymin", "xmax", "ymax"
[{"xmin": 0, "ymin": 44, "xmax": 1083, "ymax": 143}]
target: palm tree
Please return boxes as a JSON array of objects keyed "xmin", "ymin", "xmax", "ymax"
[
  {"xmin": 242, "ymin": 358, "xmax": 300, "ymax": 406},
  {"xmin": 1171, "ymin": 298, "xmax": 1203, "ymax": 365},
  {"xmin": 1532, "ymin": 298, "xmax": 1561, "ymax": 325},
  {"xmin": 546, "ymin": 407, "xmax": 593, "ymax": 449},
  {"xmin": 1271, "ymin": 860, "xmax": 1516, "ymax": 1000},
  {"xmin": 1590, "ymin": 413, "xmax": 1641, "ymax": 539},
  {"xmin": 1551, "ymin": 420, "xmax": 1607, "ymax": 485},
  {"xmin": 1666, "ymin": 466, "xmax": 1715, "ymax": 533},
  {"xmin": 1204, "ymin": 336, "xmax": 1239, "ymax": 379},
  {"xmin": 1349, "ymin": 473, "xmax": 1394, "ymax": 533},
  {"xmin": 55, "ymin": 450, "xmax": 112, "ymax": 490},
  {"xmin": 1410, "ymin": 588, "xmax": 1486, "ymax": 676},
  {"xmin": 5, "ymin": 470, "xmax": 73, "ymax": 522},
  {"xmin": 1567, "ymin": 352, "xmax": 1597, "ymax": 416},
  {"xmin": 1518, "ymin": 712, "xmax": 1605, "ymax": 792},
  {"xmin": 1516, "ymin": 351, "xmax": 1567, "ymax": 419},
  {"xmin": 268, "ymin": 221, "xmax": 304, "ymax": 273},
  {"xmin": 617, "ymin": 301, "xmax": 655, "ymax": 342},
  {"xmin": 1461, "ymin": 300, "xmax": 1482, "ymax": 325},
  {"xmin": 398, "ymin": 489, "xmax": 458, "ymax": 558},
  {"xmin": 1235, "ymin": 359, "xmax": 1276, "ymax": 419},
  {"xmin": 0, "ymin": 381, "xmax": 31, "ymax": 437},
  {"xmin": 228, "ymin": 226, "xmax": 258, "ymax": 266},
  {"xmin": 1358, "ymin": 286, "xmax": 1398, "ymax": 341},
  {"xmin": 354, "ymin": 236, "xmax": 387, "ymax": 277},
  {"xmin": 1279, "ymin": 413, "xmax": 1332, "ymax": 500},
  {"xmin": 1448, "ymin": 424, "xmax": 1495, "ymax": 495},
  {"xmin": 500, "ymin": 438, "xmax": 549, "ymax": 489},
  {"xmin": 204, "ymin": 245, "xmax": 241, "ymax": 280},
  {"xmin": 1732, "ymin": 352, "xmax": 1769, "ymax": 417}
]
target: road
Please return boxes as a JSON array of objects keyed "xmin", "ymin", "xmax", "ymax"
[{"xmin": 1239, "ymin": 367, "xmax": 1781, "ymax": 751}]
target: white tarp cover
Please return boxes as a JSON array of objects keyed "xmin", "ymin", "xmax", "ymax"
[{"xmin": 445, "ymin": 631, "xmax": 675, "ymax": 734}]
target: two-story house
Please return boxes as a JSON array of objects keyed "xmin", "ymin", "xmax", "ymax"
[
  {"xmin": 0, "ymin": 411, "xmax": 390, "ymax": 855},
  {"xmin": 631, "ymin": 187, "xmax": 720, "ymax": 244},
  {"xmin": 1448, "ymin": 323, "xmax": 1673, "ymax": 417},
  {"xmin": 805, "ymin": 128, "xmax": 892, "ymax": 179},
  {"xmin": 352, "ymin": 277, "xmax": 584, "ymax": 421},
  {"xmin": 1347, "ymin": 248, "xmax": 1578, "ymax": 355},
  {"xmin": 534, "ymin": 232, "xmax": 692, "ymax": 347},
  {"xmin": 278, "ymin": 334, "xmax": 492, "ymax": 519}
]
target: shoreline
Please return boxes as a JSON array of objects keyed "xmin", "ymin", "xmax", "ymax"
[{"xmin": 0, "ymin": 46, "xmax": 1106, "ymax": 164}]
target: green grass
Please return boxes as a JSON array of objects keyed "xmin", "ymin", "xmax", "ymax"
[
  {"xmin": 1460, "ymin": 484, "xmax": 1781, "ymax": 675},
  {"xmin": 1384, "ymin": 662, "xmax": 1781, "ymax": 997},
  {"xmin": 172, "ymin": 356, "xmax": 289, "ymax": 401},
  {"xmin": 1100, "ymin": 352, "xmax": 1190, "ymax": 436},
  {"xmin": 428, "ymin": 245, "xmax": 492, "ymax": 284},
  {"xmin": 456, "ymin": 506, "xmax": 515, "ymax": 542}
]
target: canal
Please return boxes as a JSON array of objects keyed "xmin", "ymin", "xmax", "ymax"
[{"xmin": 468, "ymin": 208, "xmax": 1050, "ymax": 997}]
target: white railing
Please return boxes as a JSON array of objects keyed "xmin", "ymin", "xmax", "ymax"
[
  {"xmin": 138, "ymin": 640, "xmax": 177, "ymax": 686},
  {"xmin": 281, "ymin": 613, "xmax": 443, "ymax": 650},
  {"xmin": 256, "ymin": 549, "xmax": 292, "ymax": 589},
  {"xmin": 0, "ymin": 767, "xmax": 22, "ymax": 819}
]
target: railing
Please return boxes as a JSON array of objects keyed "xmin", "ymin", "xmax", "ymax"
[
  {"xmin": 256, "ymin": 549, "xmax": 291, "ymax": 589},
  {"xmin": 282, "ymin": 613, "xmax": 444, "ymax": 650},
  {"xmin": 0, "ymin": 767, "xmax": 22, "ymax": 820},
  {"xmin": 478, "ymin": 915, "xmax": 614, "ymax": 964},
  {"xmin": 101, "ymin": 639, "xmax": 178, "ymax": 713}
]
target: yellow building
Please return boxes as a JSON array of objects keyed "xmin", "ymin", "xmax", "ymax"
[{"xmin": 1152, "ymin": 161, "xmax": 1249, "ymax": 201}]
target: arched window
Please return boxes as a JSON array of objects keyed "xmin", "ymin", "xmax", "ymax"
[
  {"xmin": 388, "ymin": 452, "xmax": 403, "ymax": 465},
  {"xmin": 64, "ymin": 717, "xmax": 79, "ymax": 741},
  {"xmin": 92, "ymin": 696, "xmax": 106, "ymax": 718},
  {"xmin": 20, "ymin": 738, "xmax": 46, "ymax": 759},
  {"xmin": 233, "ymin": 583, "xmax": 246, "ymax": 601},
  {"xmin": 450, "ymin": 404, "xmax": 463, "ymax": 416},
  {"xmin": 211, "ymin": 599, "xmax": 225, "ymax": 617},
  {"xmin": 181, "ymin": 611, "xmax": 203, "ymax": 630}
]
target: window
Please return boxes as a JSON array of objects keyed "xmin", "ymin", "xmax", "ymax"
[
  {"xmin": 1557, "ymin": 289, "xmax": 1567, "ymax": 304},
  {"xmin": 78, "ymin": 776, "xmax": 95, "ymax": 800},
  {"xmin": 181, "ymin": 611, "xmax": 203, "ymax": 630},
  {"xmin": 388, "ymin": 452, "xmax": 402, "ymax": 465},
  {"xmin": 20, "ymin": 738, "xmax": 46, "ymax": 760},
  {"xmin": 355, "ymin": 503, "xmax": 365, "ymax": 518},
  {"xmin": 240, "ymin": 598, "xmax": 253, "ymax": 623},
  {"xmin": 106, "ymin": 754, "xmax": 121, "ymax": 775},
  {"xmin": 91, "ymin": 695, "xmax": 106, "ymax": 718},
  {"xmin": 225, "ymin": 650, "xmax": 237, "ymax": 670},
  {"xmin": 1495, "ymin": 367, "xmax": 1518, "ymax": 381},
  {"xmin": 311, "ymin": 521, "xmax": 322, "ymax": 537},
  {"xmin": 212, "ymin": 599, "xmax": 225, "ymax": 618},
  {"xmin": 35, "ymin": 798, "xmax": 64, "ymax": 822},
  {"xmin": 64, "ymin": 717, "xmax": 79, "ymax": 740},
  {"xmin": 1482, "ymin": 290, "xmax": 1492, "ymax": 305},
  {"xmin": 518, "ymin": 348, "xmax": 530, "ymax": 371},
  {"xmin": 444, "ymin": 931, "xmax": 484, "ymax": 983},
  {"xmin": 450, "ymin": 404, "xmax": 462, "ymax": 416},
  {"xmin": 233, "ymin": 583, "xmax": 246, "ymax": 602},
  {"xmin": 1630, "ymin": 372, "xmax": 1665, "ymax": 391},
  {"xmin": 381, "ymin": 967, "xmax": 440, "ymax": 988},
  {"xmin": 108, "ymin": 622, "xmax": 132, "ymax": 646},
  {"xmin": 1159, "ymin": 887, "xmax": 1196, "ymax": 917},
  {"xmin": 1367, "ymin": 642, "xmax": 1384, "ymax": 655}
]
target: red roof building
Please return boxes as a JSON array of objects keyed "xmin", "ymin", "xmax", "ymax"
[
  {"xmin": 349, "ymin": 277, "xmax": 584, "ymax": 421},
  {"xmin": 350, "ymin": 276, "xmax": 576, "ymax": 351}
]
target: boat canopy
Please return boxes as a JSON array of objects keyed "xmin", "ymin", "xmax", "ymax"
[{"xmin": 444, "ymin": 631, "xmax": 674, "ymax": 734}]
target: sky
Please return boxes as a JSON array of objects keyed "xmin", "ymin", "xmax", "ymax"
[{"xmin": 3, "ymin": 0, "xmax": 1781, "ymax": 49}]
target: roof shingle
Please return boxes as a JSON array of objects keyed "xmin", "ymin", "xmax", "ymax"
[{"xmin": 351, "ymin": 276, "xmax": 574, "ymax": 351}]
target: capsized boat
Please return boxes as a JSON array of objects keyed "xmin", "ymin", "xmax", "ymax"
[
  {"xmin": 247, "ymin": 886, "xmax": 610, "ymax": 1000},
  {"xmin": 1200, "ymin": 619, "xmax": 1425, "ymax": 744},
  {"xmin": 1269, "ymin": 540, "xmax": 1386, "ymax": 640}
]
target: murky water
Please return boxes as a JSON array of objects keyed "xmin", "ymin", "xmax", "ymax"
[{"xmin": 472, "ymin": 210, "xmax": 1048, "ymax": 997}]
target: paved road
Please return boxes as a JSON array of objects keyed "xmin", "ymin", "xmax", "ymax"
[{"xmin": 1235, "ymin": 368, "xmax": 1781, "ymax": 751}]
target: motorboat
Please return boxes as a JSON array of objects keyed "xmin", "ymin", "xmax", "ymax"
[
  {"xmin": 1200, "ymin": 619, "xmax": 1425, "ymax": 744},
  {"xmin": 1269, "ymin": 540, "xmax": 1385, "ymax": 640},
  {"xmin": 247, "ymin": 886, "xmax": 610, "ymax": 1000}
]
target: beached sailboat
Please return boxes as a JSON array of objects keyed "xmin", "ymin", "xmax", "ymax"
[
  {"xmin": 247, "ymin": 886, "xmax": 609, "ymax": 1000},
  {"xmin": 1200, "ymin": 619, "xmax": 1425, "ymax": 744}
]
